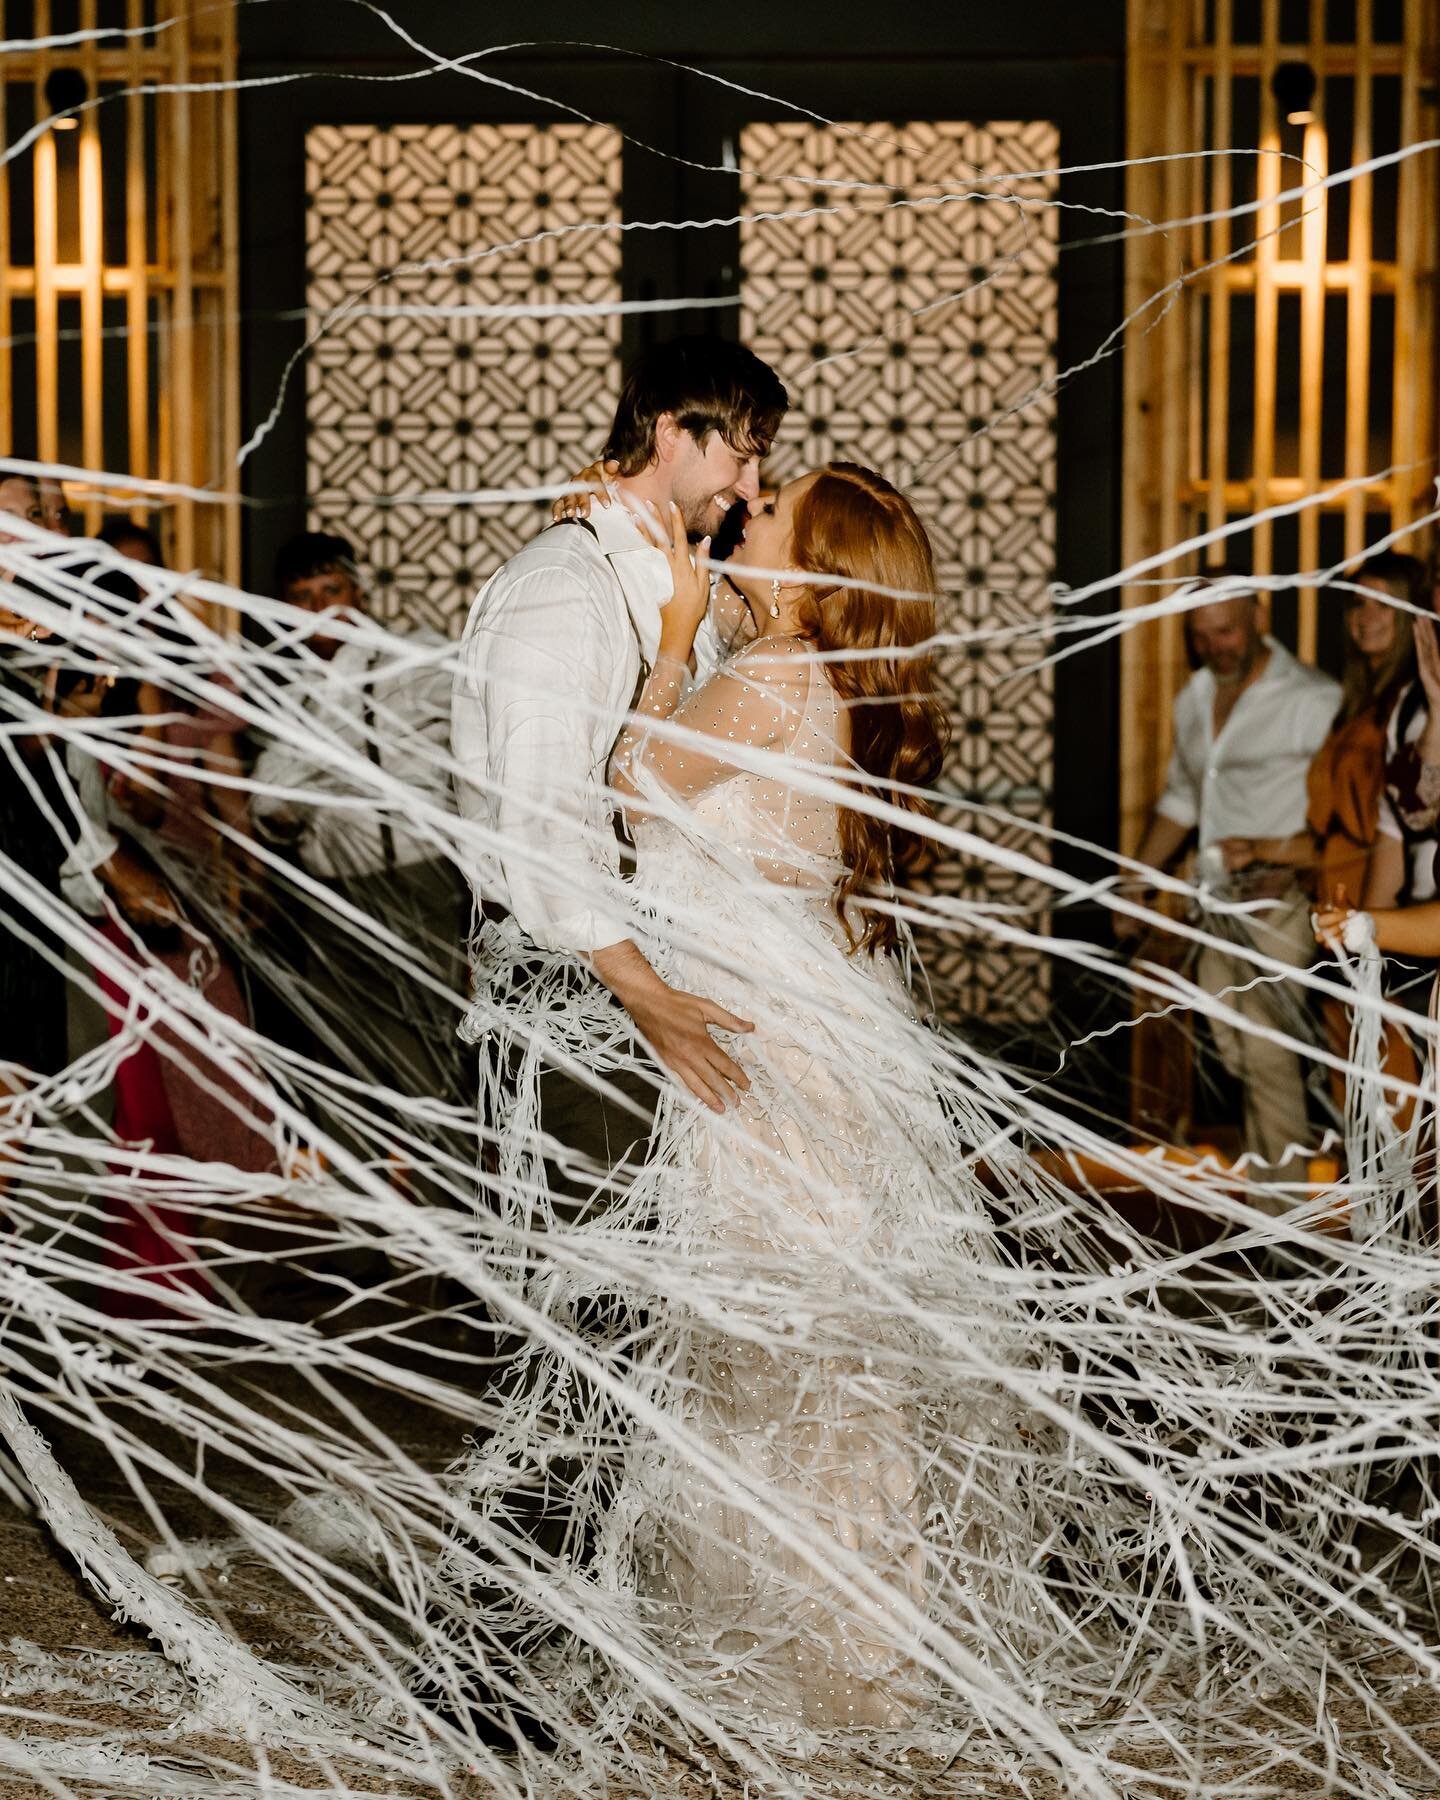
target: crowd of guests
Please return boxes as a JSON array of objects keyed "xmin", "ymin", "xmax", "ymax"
[
  {"xmin": 247, "ymin": 532, "xmax": 466, "ymax": 1122},
  {"xmin": 1124, "ymin": 549, "xmax": 1440, "ymax": 1197},
  {"xmin": 5, "ymin": 464, "xmax": 1438, "ymax": 1272},
  {"xmin": 0, "ymin": 476, "xmax": 461, "ymax": 1310}
]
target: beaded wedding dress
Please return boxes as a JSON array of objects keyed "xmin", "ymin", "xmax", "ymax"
[{"xmin": 440, "ymin": 638, "xmax": 1070, "ymax": 1780}]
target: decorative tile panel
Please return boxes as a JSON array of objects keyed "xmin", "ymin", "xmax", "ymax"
[
  {"xmin": 305, "ymin": 123, "xmax": 622, "ymax": 632},
  {"xmin": 740, "ymin": 121, "xmax": 1059, "ymax": 1022}
]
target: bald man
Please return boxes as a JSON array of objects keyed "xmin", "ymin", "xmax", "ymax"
[{"xmin": 1120, "ymin": 582, "xmax": 1339, "ymax": 1203}]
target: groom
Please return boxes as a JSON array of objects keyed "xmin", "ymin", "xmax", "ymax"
[{"xmin": 451, "ymin": 335, "xmax": 788, "ymax": 1193}]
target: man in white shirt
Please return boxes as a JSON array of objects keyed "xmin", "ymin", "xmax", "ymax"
[
  {"xmin": 252, "ymin": 533, "xmax": 468, "ymax": 1108},
  {"xmin": 452, "ymin": 335, "xmax": 788, "ymax": 1202},
  {"xmin": 1121, "ymin": 582, "xmax": 1340, "ymax": 1199}
]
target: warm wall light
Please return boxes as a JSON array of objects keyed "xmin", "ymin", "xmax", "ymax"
[
  {"xmin": 1272, "ymin": 60, "xmax": 1318, "ymax": 126},
  {"xmin": 43, "ymin": 67, "xmax": 88, "ymax": 130}
]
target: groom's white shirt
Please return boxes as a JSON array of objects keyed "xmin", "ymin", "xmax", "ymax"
[{"xmin": 452, "ymin": 496, "xmax": 714, "ymax": 958}]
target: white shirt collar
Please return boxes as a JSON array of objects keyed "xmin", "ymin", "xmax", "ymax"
[
  {"xmin": 1194, "ymin": 634, "xmax": 1300, "ymax": 718},
  {"xmin": 1250, "ymin": 634, "xmax": 1297, "ymax": 687},
  {"xmin": 587, "ymin": 492, "xmax": 673, "ymax": 666}
]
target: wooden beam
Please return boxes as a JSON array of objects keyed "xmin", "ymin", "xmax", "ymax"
[
  {"xmin": 1121, "ymin": 0, "xmax": 1163, "ymax": 859},
  {"xmin": 1389, "ymin": 0, "xmax": 1424, "ymax": 538},
  {"xmin": 1414, "ymin": 2, "xmax": 1440, "ymax": 559},
  {"xmin": 1, "ymin": 266, "xmax": 228, "ymax": 294},
  {"xmin": 170, "ymin": 20, "xmax": 195, "ymax": 572},
  {"xmin": 125, "ymin": 0, "xmax": 150, "ymax": 530},
  {"xmin": 1250, "ymin": 0, "xmax": 1281, "ymax": 587},
  {"xmin": 1156, "ymin": 0, "xmax": 1191, "ymax": 713},
  {"xmin": 1344, "ymin": 0, "xmax": 1375, "ymax": 561},
  {"xmin": 0, "ymin": 7, "xmax": 246, "ymax": 572},
  {"xmin": 1207, "ymin": 0, "xmax": 1234, "ymax": 550},
  {"xmin": 1188, "ymin": 475, "xmax": 1394, "ymax": 504},
  {"xmin": 0, "ymin": 52, "xmax": 229, "ymax": 79},
  {"xmin": 219, "ymin": 1, "xmax": 242, "ymax": 592},
  {"xmin": 78, "ymin": 0, "xmax": 105, "ymax": 536},
  {"xmin": 1121, "ymin": 0, "xmax": 1196, "ymax": 1135},
  {"xmin": 1121, "ymin": 0, "xmax": 1197, "ymax": 856},
  {"xmin": 1133, "ymin": 43, "xmax": 1411, "ymax": 72},
  {"xmin": 1222, "ymin": 260, "xmax": 1399, "ymax": 290},
  {"xmin": 1295, "ymin": 0, "xmax": 1329, "ymax": 658},
  {"xmin": 33, "ymin": 2, "xmax": 59, "ymax": 471},
  {"xmin": 0, "ymin": 61, "xmax": 10, "ymax": 458}
]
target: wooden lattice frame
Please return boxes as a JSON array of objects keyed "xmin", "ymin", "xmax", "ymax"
[
  {"xmin": 1122, "ymin": 0, "xmax": 1439, "ymax": 857},
  {"xmin": 0, "ymin": 1, "xmax": 239, "ymax": 583}
]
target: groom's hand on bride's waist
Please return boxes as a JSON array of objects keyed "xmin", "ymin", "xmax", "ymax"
[{"xmin": 590, "ymin": 939, "xmax": 753, "ymax": 1114}]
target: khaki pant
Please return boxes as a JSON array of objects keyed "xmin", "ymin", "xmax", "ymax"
[{"xmin": 1196, "ymin": 889, "xmax": 1316, "ymax": 1206}]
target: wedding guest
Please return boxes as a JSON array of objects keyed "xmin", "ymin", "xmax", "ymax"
[
  {"xmin": 1361, "ymin": 554, "xmax": 1440, "ymax": 922},
  {"xmin": 95, "ymin": 526, "xmax": 263, "ymax": 927},
  {"xmin": 37, "ymin": 477, "xmax": 71, "ymax": 537},
  {"xmin": 1119, "ymin": 575, "xmax": 1339, "ymax": 1196},
  {"xmin": 0, "ymin": 476, "xmax": 66, "ymax": 1096},
  {"xmin": 250, "ymin": 532, "xmax": 467, "ymax": 1109},
  {"xmin": 58, "ymin": 516, "xmax": 292, "ymax": 1292},
  {"xmin": 0, "ymin": 472, "xmax": 44, "ymax": 545},
  {"xmin": 454, "ymin": 335, "xmax": 787, "ymax": 1212},
  {"xmin": 50, "ymin": 652, "xmax": 277, "ymax": 1313},
  {"xmin": 1308, "ymin": 567, "xmax": 1417, "ymax": 904},
  {"xmin": 98, "ymin": 516, "xmax": 164, "ymax": 566},
  {"xmin": 1306, "ymin": 562, "xmax": 1420, "ymax": 1119}
]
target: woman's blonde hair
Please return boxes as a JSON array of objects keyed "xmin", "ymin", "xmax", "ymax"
[
  {"xmin": 788, "ymin": 462, "xmax": 948, "ymax": 956},
  {"xmin": 1337, "ymin": 551, "xmax": 1425, "ymax": 722}
]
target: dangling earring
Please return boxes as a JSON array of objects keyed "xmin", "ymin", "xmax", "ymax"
[{"xmin": 769, "ymin": 579, "xmax": 782, "ymax": 619}]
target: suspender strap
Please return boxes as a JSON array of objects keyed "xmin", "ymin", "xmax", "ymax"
[
  {"xmin": 549, "ymin": 513, "xmax": 647, "ymax": 860},
  {"xmin": 362, "ymin": 652, "xmax": 396, "ymax": 871},
  {"xmin": 550, "ymin": 511, "xmax": 649, "ymax": 688}
]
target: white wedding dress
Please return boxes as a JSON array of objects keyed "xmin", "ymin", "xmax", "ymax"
[{"xmin": 444, "ymin": 638, "xmax": 1060, "ymax": 1772}]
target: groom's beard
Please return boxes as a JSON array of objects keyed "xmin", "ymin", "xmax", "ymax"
[{"xmin": 708, "ymin": 497, "xmax": 750, "ymax": 563}]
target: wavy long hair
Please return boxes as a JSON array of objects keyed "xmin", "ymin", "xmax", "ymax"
[
  {"xmin": 1336, "ymin": 551, "xmax": 1426, "ymax": 724},
  {"xmin": 788, "ymin": 462, "xmax": 948, "ymax": 956}
]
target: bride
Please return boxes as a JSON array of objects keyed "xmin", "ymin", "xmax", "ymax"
[{"xmin": 440, "ymin": 462, "xmax": 1055, "ymax": 1772}]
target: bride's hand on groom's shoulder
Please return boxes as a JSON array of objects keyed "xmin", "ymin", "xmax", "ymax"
[{"xmin": 552, "ymin": 457, "xmax": 618, "ymax": 522}]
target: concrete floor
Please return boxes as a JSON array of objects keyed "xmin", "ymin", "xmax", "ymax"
[{"xmin": 3, "ymin": 1349, "xmax": 1440, "ymax": 1798}]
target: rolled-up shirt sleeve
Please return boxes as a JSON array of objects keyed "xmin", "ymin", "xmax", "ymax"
[
  {"xmin": 1154, "ymin": 730, "xmax": 1199, "ymax": 829},
  {"xmin": 458, "ymin": 568, "xmax": 629, "ymax": 957},
  {"xmin": 249, "ymin": 731, "xmax": 319, "ymax": 832}
]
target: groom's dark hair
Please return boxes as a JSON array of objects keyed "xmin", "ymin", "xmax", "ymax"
[{"xmin": 604, "ymin": 335, "xmax": 788, "ymax": 475}]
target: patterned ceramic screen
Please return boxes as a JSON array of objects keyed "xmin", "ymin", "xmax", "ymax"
[
  {"xmin": 740, "ymin": 121, "xmax": 1059, "ymax": 1022},
  {"xmin": 304, "ymin": 116, "xmax": 1057, "ymax": 1021},
  {"xmin": 305, "ymin": 122, "xmax": 623, "ymax": 632}
]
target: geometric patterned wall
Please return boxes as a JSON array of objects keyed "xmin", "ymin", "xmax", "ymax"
[
  {"xmin": 740, "ymin": 121, "xmax": 1058, "ymax": 1023},
  {"xmin": 303, "ymin": 116, "xmax": 1056, "ymax": 1022},
  {"xmin": 305, "ymin": 123, "xmax": 622, "ymax": 633}
]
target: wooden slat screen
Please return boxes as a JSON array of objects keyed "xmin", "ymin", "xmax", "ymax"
[
  {"xmin": 0, "ymin": 3, "xmax": 239, "ymax": 584},
  {"xmin": 1122, "ymin": 0, "xmax": 1437, "ymax": 1139},
  {"xmin": 1122, "ymin": 0, "xmax": 1439, "ymax": 855}
]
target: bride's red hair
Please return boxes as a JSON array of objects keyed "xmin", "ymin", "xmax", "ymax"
[{"xmin": 789, "ymin": 462, "xmax": 947, "ymax": 956}]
